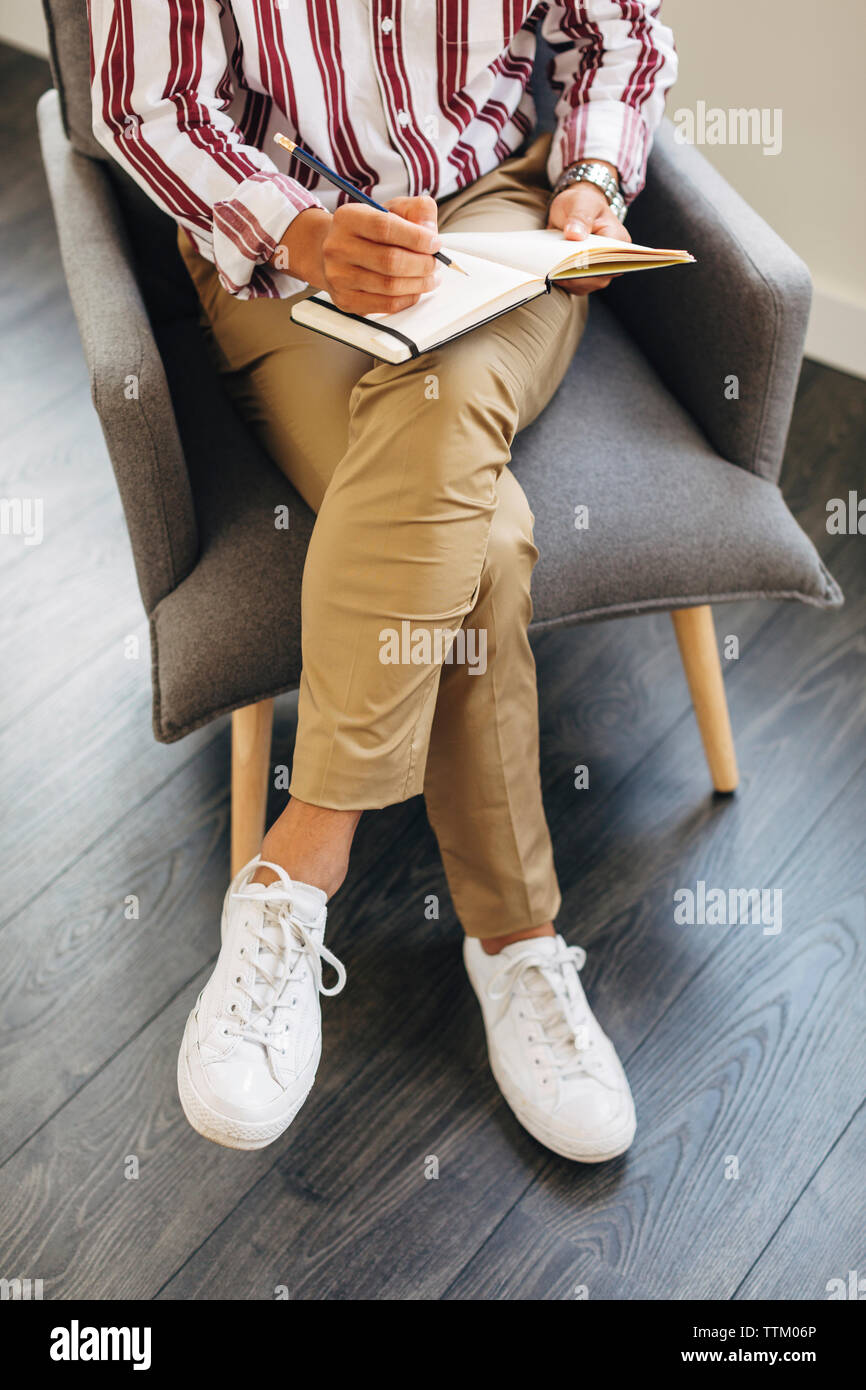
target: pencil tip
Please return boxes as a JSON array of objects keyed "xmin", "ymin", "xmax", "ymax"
[{"xmin": 453, "ymin": 262, "xmax": 469, "ymax": 276}]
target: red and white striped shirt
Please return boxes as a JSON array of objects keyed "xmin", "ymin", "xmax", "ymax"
[{"xmin": 88, "ymin": 2, "xmax": 677, "ymax": 299}]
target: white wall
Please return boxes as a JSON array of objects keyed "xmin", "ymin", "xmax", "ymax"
[
  {"xmin": 663, "ymin": 0, "xmax": 866, "ymax": 377},
  {"xmin": 2, "ymin": 0, "xmax": 864, "ymax": 373},
  {"xmin": 0, "ymin": 0, "xmax": 48, "ymax": 57}
]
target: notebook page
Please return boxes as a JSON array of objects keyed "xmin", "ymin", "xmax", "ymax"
[
  {"xmin": 441, "ymin": 229, "xmax": 689, "ymax": 279},
  {"xmin": 554, "ymin": 257, "xmax": 687, "ymax": 279},
  {"xmin": 441, "ymin": 228, "xmax": 595, "ymax": 278},
  {"xmin": 294, "ymin": 249, "xmax": 544, "ymax": 363},
  {"xmin": 361, "ymin": 248, "xmax": 539, "ymax": 349}
]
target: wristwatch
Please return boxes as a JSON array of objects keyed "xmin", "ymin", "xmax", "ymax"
[{"xmin": 550, "ymin": 160, "xmax": 627, "ymax": 223}]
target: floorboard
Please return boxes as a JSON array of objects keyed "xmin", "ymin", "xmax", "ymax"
[{"xmin": 734, "ymin": 1101, "xmax": 866, "ymax": 1301}]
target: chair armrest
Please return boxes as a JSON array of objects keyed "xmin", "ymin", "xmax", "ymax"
[
  {"xmin": 37, "ymin": 88, "xmax": 198, "ymax": 613},
  {"xmin": 605, "ymin": 119, "xmax": 812, "ymax": 483}
]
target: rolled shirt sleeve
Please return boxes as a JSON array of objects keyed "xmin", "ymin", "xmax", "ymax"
[
  {"xmin": 89, "ymin": 0, "xmax": 323, "ymax": 298},
  {"xmin": 542, "ymin": 1, "xmax": 678, "ymax": 203}
]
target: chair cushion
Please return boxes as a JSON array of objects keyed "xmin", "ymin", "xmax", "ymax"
[
  {"xmin": 149, "ymin": 304, "xmax": 841, "ymax": 743},
  {"xmin": 519, "ymin": 302, "xmax": 842, "ymax": 626}
]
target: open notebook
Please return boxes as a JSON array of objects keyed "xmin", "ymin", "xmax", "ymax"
[{"xmin": 290, "ymin": 229, "xmax": 694, "ymax": 363}]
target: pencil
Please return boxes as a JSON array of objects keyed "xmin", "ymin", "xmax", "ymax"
[{"xmin": 274, "ymin": 133, "xmax": 468, "ymax": 276}]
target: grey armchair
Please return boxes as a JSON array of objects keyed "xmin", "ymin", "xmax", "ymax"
[{"xmin": 38, "ymin": 1, "xmax": 841, "ymax": 873}]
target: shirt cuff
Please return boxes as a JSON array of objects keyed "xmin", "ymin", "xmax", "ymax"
[
  {"xmin": 547, "ymin": 102, "xmax": 652, "ymax": 204},
  {"xmin": 211, "ymin": 170, "xmax": 324, "ymax": 299}
]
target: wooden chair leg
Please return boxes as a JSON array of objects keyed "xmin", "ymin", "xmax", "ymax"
[
  {"xmin": 231, "ymin": 699, "xmax": 275, "ymax": 876},
  {"xmin": 670, "ymin": 606, "xmax": 739, "ymax": 793}
]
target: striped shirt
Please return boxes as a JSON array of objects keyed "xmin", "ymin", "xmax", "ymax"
[{"xmin": 88, "ymin": 2, "xmax": 677, "ymax": 299}]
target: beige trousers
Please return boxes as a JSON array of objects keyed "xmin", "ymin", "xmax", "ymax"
[{"xmin": 180, "ymin": 134, "xmax": 587, "ymax": 937}]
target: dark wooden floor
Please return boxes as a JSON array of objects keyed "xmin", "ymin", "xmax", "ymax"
[{"xmin": 1, "ymin": 45, "xmax": 864, "ymax": 1302}]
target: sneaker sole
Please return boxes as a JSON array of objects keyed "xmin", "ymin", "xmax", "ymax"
[{"xmin": 177, "ymin": 1020, "xmax": 318, "ymax": 1151}]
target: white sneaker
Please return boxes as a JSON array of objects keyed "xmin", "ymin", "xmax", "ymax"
[
  {"xmin": 464, "ymin": 934, "xmax": 636, "ymax": 1162},
  {"xmin": 177, "ymin": 856, "xmax": 346, "ymax": 1150}
]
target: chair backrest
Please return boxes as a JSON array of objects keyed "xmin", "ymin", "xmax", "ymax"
[{"xmin": 42, "ymin": 0, "xmax": 104, "ymax": 160}]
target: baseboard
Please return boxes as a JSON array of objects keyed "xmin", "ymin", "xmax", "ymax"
[{"xmin": 805, "ymin": 288, "xmax": 866, "ymax": 381}]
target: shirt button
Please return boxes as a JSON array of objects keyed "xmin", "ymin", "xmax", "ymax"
[
  {"xmin": 380, "ymin": 17, "xmax": 393, "ymax": 33},
  {"xmin": 396, "ymin": 110, "xmax": 410, "ymax": 126}
]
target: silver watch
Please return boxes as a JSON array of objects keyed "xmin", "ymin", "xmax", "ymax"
[{"xmin": 550, "ymin": 160, "xmax": 627, "ymax": 222}]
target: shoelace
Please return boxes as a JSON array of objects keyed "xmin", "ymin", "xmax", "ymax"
[
  {"xmin": 488, "ymin": 942, "xmax": 600, "ymax": 1081},
  {"xmin": 226, "ymin": 859, "xmax": 346, "ymax": 1055}
]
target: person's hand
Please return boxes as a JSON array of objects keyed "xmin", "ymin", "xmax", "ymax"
[
  {"xmin": 546, "ymin": 163, "xmax": 631, "ymax": 296},
  {"xmin": 276, "ymin": 195, "xmax": 441, "ymax": 313}
]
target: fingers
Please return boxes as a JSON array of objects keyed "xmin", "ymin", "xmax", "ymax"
[
  {"xmin": 334, "ymin": 201, "xmax": 440, "ymax": 254},
  {"xmin": 550, "ymin": 184, "xmax": 604, "ymax": 240},
  {"xmin": 548, "ymin": 183, "xmax": 632, "ymax": 244},
  {"xmin": 324, "ymin": 239, "xmax": 436, "ymax": 293},
  {"xmin": 322, "ymin": 201, "xmax": 441, "ymax": 312},
  {"xmin": 344, "ymin": 238, "xmax": 439, "ymax": 279},
  {"xmin": 328, "ymin": 289, "xmax": 432, "ymax": 315},
  {"xmin": 600, "ymin": 218, "xmax": 632, "ymax": 245},
  {"xmin": 386, "ymin": 194, "xmax": 439, "ymax": 230},
  {"xmin": 328, "ymin": 263, "xmax": 441, "ymax": 300},
  {"xmin": 554, "ymin": 274, "xmax": 614, "ymax": 297},
  {"xmin": 328, "ymin": 203, "xmax": 438, "ymax": 275},
  {"xmin": 563, "ymin": 213, "xmax": 594, "ymax": 240}
]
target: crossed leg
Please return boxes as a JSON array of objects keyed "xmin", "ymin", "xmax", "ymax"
[{"xmin": 179, "ymin": 135, "xmax": 586, "ymax": 937}]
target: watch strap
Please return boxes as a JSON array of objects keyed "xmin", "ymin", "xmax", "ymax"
[{"xmin": 550, "ymin": 160, "xmax": 627, "ymax": 222}]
